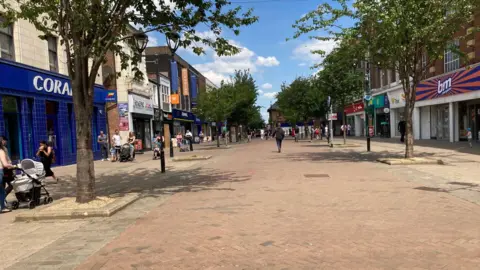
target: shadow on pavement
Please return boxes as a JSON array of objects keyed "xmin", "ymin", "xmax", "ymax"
[
  {"xmin": 44, "ymin": 166, "xmax": 251, "ymax": 200},
  {"xmin": 271, "ymin": 149, "xmax": 437, "ymax": 163}
]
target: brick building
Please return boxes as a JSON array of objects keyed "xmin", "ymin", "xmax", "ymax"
[
  {"xmin": 368, "ymin": 12, "xmax": 480, "ymax": 142},
  {"xmin": 145, "ymin": 46, "xmax": 209, "ymax": 143}
]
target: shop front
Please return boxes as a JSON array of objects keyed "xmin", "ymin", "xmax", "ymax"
[
  {"xmin": 415, "ymin": 65, "xmax": 480, "ymax": 142},
  {"xmin": 387, "ymin": 87, "xmax": 406, "ymax": 137},
  {"xmin": 172, "ymin": 108, "xmax": 194, "ymax": 135},
  {"xmin": 344, "ymin": 101, "xmax": 364, "ymax": 136},
  {"xmin": 0, "ymin": 59, "xmax": 112, "ymax": 165},
  {"xmin": 128, "ymin": 94, "xmax": 154, "ymax": 150},
  {"xmin": 371, "ymin": 94, "xmax": 390, "ymax": 137}
]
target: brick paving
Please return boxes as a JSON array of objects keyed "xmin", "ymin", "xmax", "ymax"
[{"xmin": 70, "ymin": 139, "xmax": 480, "ymax": 270}]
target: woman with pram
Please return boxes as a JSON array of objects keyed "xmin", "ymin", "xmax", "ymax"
[{"xmin": 0, "ymin": 136, "xmax": 14, "ymax": 213}]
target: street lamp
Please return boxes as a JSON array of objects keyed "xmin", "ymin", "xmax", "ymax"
[
  {"xmin": 354, "ymin": 59, "xmax": 372, "ymax": 152},
  {"xmin": 166, "ymin": 33, "xmax": 180, "ymax": 158},
  {"xmin": 133, "ymin": 33, "xmax": 166, "ymax": 173}
]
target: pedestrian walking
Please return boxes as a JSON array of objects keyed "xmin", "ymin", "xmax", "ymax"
[
  {"xmin": 97, "ymin": 130, "xmax": 109, "ymax": 161},
  {"xmin": 111, "ymin": 129, "xmax": 122, "ymax": 162},
  {"xmin": 36, "ymin": 141, "xmax": 59, "ymax": 183},
  {"xmin": 185, "ymin": 130, "xmax": 193, "ymax": 151},
  {"xmin": 272, "ymin": 124, "xmax": 285, "ymax": 153},
  {"xmin": 398, "ymin": 120, "xmax": 406, "ymax": 143},
  {"xmin": 0, "ymin": 136, "xmax": 14, "ymax": 213},
  {"xmin": 347, "ymin": 124, "xmax": 351, "ymax": 136},
  {"xmin": 467, "ymin": 128, "xmax": 473, "ymax": 148}
]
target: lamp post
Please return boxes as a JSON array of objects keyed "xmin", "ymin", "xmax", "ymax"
[
  {"xmin": 133, "ymin": 33, "xmax": 166, "ymax": 173},
  {"xmin": 355, "ymin": 59, "xmax": 372, "ymax": 152},
  {"xmin": 166, "ymin": 34, "xmax": 180, "ymax": 158}
]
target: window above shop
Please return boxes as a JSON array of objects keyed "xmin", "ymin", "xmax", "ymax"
[
  {"xmin": 0, "ymin": 16, "xmax": 15, "ymax": 61},
  {"xmin": 444, "ymin": 39, "xmax": 460, "ymax": 73},
  {"xmin": 47, "ymin": 36, "xmax": 58, "ymax": 72}
]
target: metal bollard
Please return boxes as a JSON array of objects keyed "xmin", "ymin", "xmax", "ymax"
[
  {"xmin": 160, "ymin": 149, "xmax": 166, "ymax": 173},
  {"xmin": 367, "ymin": 137, "xmax": 371, "ymax": 152}
]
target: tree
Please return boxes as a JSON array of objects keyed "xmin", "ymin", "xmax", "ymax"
[
  {"xmin": 316, "ymin": 43, "xmax": 364, "ymax": 144},
  {"xmin": 195, "ymin": 83, "xmax": 235, "ymax": 147},
  {"xmin": 276, "ymin": 77, "xmax": 325, "ymax": 139},
  {"xmin": 227, "ymin": 70, "xmax": 259, "ymax": 129},
  {"xmin": 293, "ymin": 0, "xmax": 480, "ymax": 158},
  {"xmin": 0, "ymin": 0, "xmax": 257, "ymax": 202}
]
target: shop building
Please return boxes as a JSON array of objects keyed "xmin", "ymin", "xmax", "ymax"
[
  {"xmin": 0, "ymin": 59, "xmax": 112, "ymax": 165},
  {"xmin": 0, "ymin": 15, "xmax": 111, "ymax": 165},
  {"xmin": 386, "ymin": 86, "xmax": 406, "ymax": 138},
  {"xmin": 102, "ymin": 26, "xmax": 154, "ymax": 150},
  {"xmin": 145, "ymin": 47, "xmax": 207, "ymax": 141},
  {"xmin": 344, "ymin": 101, "xmax": 365, "ymax": 136}
]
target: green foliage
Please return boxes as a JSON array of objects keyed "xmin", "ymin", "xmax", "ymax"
[
  {"xmin": 316, "ymin": 42, "xmax": 364, "ymax": 109},
  {"xmin": 0, "ymin": 0, "xmax": 258, "ymax": 202},
  {"xmin": 291, "ymin": 0, "xmax": 480, "ymax": 157},
  {"xmin": 195, "ymin": 83, "xmax": 235, "ymax": 125},
  {"xmin": 276, "ymin": 76, "xmax": 325, "ymax": 126},
  {"xmin": 196, "ymin": 69, "xmax": 263, "ymax": 129},
  {"xmin": 227, "ymin": 70, "xmax": 259, "ymax": 126}
]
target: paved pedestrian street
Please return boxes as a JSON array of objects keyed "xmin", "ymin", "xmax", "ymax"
[{"xmin": 3, "ymin": 139, "xmax": 480, "ymax": 269}]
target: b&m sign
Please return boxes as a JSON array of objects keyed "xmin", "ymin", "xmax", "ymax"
[{"xmin": 416, "ymin": 65, "xmax": 480, "ymax": 101}]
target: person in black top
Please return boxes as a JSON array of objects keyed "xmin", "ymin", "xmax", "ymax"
[
  {"xmin": 272, "ymin": 123, "xmax": 286, "ymax": 153},
  {"xmin": 37, "ymin": 141, "xmax": 58, "ymax": 183},
  {"xmin": 398, "ymin": 120, "xmax": 406, "ymax": 143}
]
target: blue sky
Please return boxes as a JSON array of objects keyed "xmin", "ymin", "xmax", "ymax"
[{"xmin": 148, "ymin": 0, "xmax": 340, "ymax": 120}]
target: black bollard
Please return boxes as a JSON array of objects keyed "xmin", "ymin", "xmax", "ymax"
[
  {"xmin": 367, "ymin": 137, "xmax": 371, "ymax": 152},
  {"xmin": 160, "ymin": 148, "xmax": 166, "ymax": 173}
]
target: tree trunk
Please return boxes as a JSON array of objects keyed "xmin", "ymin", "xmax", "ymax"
[
  {"xmin": 217, "ymin": 125, "xmax": 220, "ymax": 148},
  {"xmin": 404, "ymin": 81, "xmax": 415, "ymax": 158},
  {"xmin": 73, "ymin": 57, "xmax": 96, "ymax": 203}
]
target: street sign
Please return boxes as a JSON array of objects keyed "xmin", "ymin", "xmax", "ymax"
[
  {"xmin": 364, "ymin": 95, "xmax": 372, "ymax": 101},
  {"xmin": 328, "ymin": 113, "xmax": 337, "ymax": 121},
  {"xmin": 368, "ymin": 126, "xmax": 374, "ymax": 137}
]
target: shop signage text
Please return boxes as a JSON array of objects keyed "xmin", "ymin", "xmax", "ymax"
[
  {"xmin": 437, "ymin": 77, "xmax": 452, "ymax": 96},
  {"xmin": 417, "ymin": 65, "xmax": 480, "ymax": 101},
  {"xmin": 129, "ymin": 94, "xmax": 153, "ymax": 115},
  {"xmin": 0, "ymin": 60, "xmax": 109, "ymax": 103},
  {"xmin": 33, "ymin": 75, "xmax": 72, "ymax": 96},
  {"xmin": 344, "ymin": 102, "xmax": 364, "ymax": 114},
  {"xmin": 328, "ymin": 113, "xmax": 337, "ymax": 121}
]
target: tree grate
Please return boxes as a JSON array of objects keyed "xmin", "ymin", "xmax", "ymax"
[{"xmin": 304, "ymin": 174, "xmax": 330, "ymax": 178}]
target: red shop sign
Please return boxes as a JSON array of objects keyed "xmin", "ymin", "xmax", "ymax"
[{"xmin": 344, "ymin": 102, "xmax": 365, "ymax": 114}]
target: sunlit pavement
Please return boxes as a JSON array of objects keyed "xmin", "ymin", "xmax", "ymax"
[{"xmin": 4, "ymin": 138, "xmax": 480, "ymax": 269}]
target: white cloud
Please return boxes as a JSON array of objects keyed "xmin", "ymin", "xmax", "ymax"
[
  {"xmin": 292, "ymin": 39, "xmax": 337, "ymax": 64},
  {"xmin": 263, "ymin": 92, "xmax": 278, "ymax": 99},
  {"xmin": 261, "ymin": 83, "xmax": 272, "ymax": 89},
  {"xmin": 193, "ymin": 39, "xmax": 279, "ymax": 87},
  {"xmin": 201, "ymin": 70, "xmax": 229, "ymax": 86},
  {"xmin": 298, "ymin": 62, "xmax": 307, "ymax": 67},
  {"xmin": 147, "ymin": 33, "xmax": 159, "ymax": 47},
  {"xmin": 258, "ymin": 89, "xmax": 264, "ymax": 95},
  {"xmin": 256, "ymin": 56, "xmax": 280, "ymax": 67}
]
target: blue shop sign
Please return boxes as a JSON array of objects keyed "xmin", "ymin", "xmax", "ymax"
[
  {"xmin": 172, "ymin": 108, "xmax": 195, "ymax": 121},
  {"xmin": 0, "ymin": 59, "xmax": 110, "ymax": 103},
  {"xmin": 195, "ymin": 117, "xmax": 201, "ymax": 124}
]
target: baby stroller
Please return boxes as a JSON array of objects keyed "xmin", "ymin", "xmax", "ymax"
[
  {"xmin": 119, "ymin": 143, "xmax": 135, "ymax": 162},
  {"xmin": 179, "ymin": 139, "xmax": 190, "ymax": 152},
  {"xmin": 10, "ymin": 159, "xmax": 53, "ymax": 210}
]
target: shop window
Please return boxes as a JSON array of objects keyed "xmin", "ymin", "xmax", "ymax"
[
  {"xmin": 47, "ymin": 36, "xmax": 58, "ymax": 72},
  {"xmin": 444, "ymin": 40, "xmax": 460, "ymax": 73},
  {"xmin": 458, "ymin": 102, "xmax": 468, "ymax": 140},
  {"xmin": 66, "ymin": 103, "xmax": 74, "ymax": 153},
  {"xmin": 26, "ymin": 98, "xmax": 35, "ymax": 158},
  {"xmin": 0, "ymin": 16, "xmax": 14, "ymax": 60},
  {"xmin": 3, "ymin": 96, "xmax": 23, "ymax": 161},
  {"xmin": 46, "ymin": 101, "xmax": 58, "ymax": 149}
]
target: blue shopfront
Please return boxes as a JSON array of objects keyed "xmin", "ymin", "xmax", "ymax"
[
  {"xmin": 172, "ymin": 108, "xmax": 195, "ymax": 135},
  {"xmin": 0, "ymin": 59, "xmax": 114, "ymax": 165}
]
